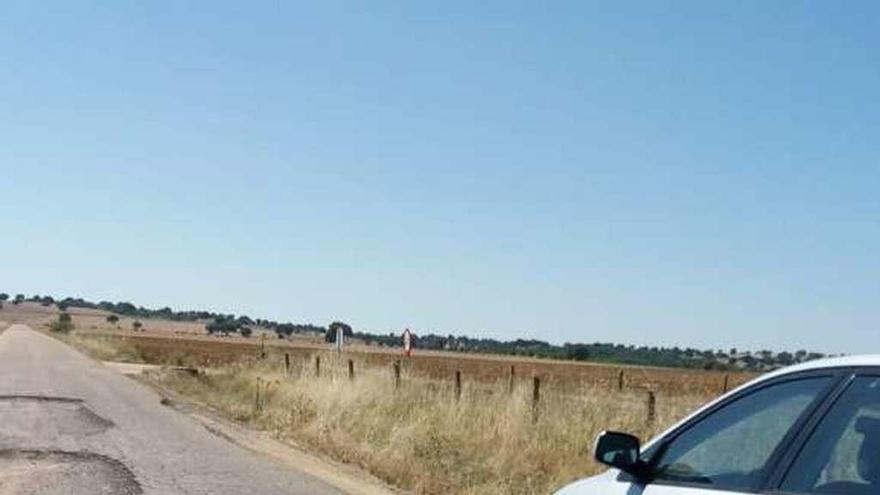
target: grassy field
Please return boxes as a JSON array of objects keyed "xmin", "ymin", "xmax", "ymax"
[
  {"xmin": 2, "ymin": 303, "xmax": 758, "ymax": 494},
  {"xmin": 151, "ymin": 358, "xmax": 712, "ymax": 494}
]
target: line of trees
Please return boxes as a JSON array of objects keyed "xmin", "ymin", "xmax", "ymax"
[{"xmin": 1, "ymin": 290, "xmax": 826, "ymax": 371}]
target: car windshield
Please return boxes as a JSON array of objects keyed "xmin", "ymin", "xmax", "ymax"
[{"xmin": 645, "ymin": 378, "xmax": 830, "ymax": 490}]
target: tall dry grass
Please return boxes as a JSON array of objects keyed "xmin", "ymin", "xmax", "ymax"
[
  {"xmin": 52, "ymin": 332, "xmax": 150, "ymax": 363},
  {"xmin": 153, "ymin": 355, "xmax": 713, "ymax": 494}
]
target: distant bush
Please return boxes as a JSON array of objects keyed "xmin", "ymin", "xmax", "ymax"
[
  {"xmin": 325, "ymin": 321, "xmax": 353, "ymax": 343},
  {"xmin": 106, "ymin": 315, "xmax": 120, "ymax": 324},
  {"xmin": 205, "ymin": 316, "xmax": 255, "ymax": 338},
  {"xmin": 132, "ymin": 320, "xmax": 143, "ymax": 331},
  {"xmin": 49, "ymin": 312, "xmax": 74, "ymax": 334}
]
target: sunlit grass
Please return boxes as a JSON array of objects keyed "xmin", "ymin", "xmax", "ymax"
[{"xmin": 154, "ymin": 357, "xmax": 710, "ymax": 494}]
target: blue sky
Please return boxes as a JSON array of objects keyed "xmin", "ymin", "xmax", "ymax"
[{"xmin": 1, "ymin": 1, "xmax": 878, "ymax": 354}]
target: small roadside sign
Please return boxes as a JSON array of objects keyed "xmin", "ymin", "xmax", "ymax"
[{"xmin": 402, "ymin": 328, "xmax": 413, "ymax": 357}]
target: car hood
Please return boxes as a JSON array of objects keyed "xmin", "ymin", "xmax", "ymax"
[{"xmin": 553, "ymin": 469, "xmax": 621, "ymax": 494}]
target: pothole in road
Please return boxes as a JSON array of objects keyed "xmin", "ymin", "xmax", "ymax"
[
  {"xmin": 0, "ymin": 449, "xmax": 142, "ymax": 495},
  {"xmin": 0, "ymin": 396, "xmax": 114, "ymax": 443}
]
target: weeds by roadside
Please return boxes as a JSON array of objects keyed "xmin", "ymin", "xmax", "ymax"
[
  {"xmin": 150, "ymin": 358, "xmax": 709, "ymax": 494},
  {"xmin": 50, "ymin": 332, "xmax": 148, "ymax": 363}
]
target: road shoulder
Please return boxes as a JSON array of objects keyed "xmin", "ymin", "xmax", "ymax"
[{"xmin": 120, "ymin": 367, "xmax": 402, "ymax": 495}]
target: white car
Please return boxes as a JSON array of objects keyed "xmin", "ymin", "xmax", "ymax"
[{"xmin": 555, "ymin": 355, "xmax": 880, "ymax": 495}]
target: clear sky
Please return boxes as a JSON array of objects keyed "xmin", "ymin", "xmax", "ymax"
[{"xmin": 1, "ymin": 2, "xmax": 878, "ymax": 354}]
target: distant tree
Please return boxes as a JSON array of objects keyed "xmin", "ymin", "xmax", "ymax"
[
  {"xmin": 132, "ymin": 320, "xmax": 143, "ymax": 331},
  {"xmin": 49, "ymin": 312, "xmax": 74, "ymax": 334},
  {"xmin": 106, "ymin": 315, "xmax": 120, "ymax": 325},
  {"xmin": 240, "ymin": 326, "xmax": 253, "ymax": 338},
  {"xmin": 273, "ymin": 323, "xmax": 291, "ymax": 339},
  {"xmin": 56, "ymin": 301, "xmax": 69, "ymax": 311},
  {"xmin": 114, "ymin": 302, "xmax": 138, "ymax": 316},
  {"xmin": 702, "ymin": 360, "xmax": 730, "ymax": 371},
  {"xmin": 13, "ymin": 294, "xmax": 24, "ymax": 305},
  {"xmin": 206, "ymin": 319, "xmax": 221, "ymax": 335},
  {"xmin": 0, "ymin": 293, "xmax": 8, "ymax": 302},
  {"xmin": 325, "ymin": 321, "xmax": 353, "ymax": 343},
  {"xmin": 777, "ymin": 351, "xmax": 794, "ymax": 366},
  {"xmin": 564, "ymin": 344, "xmax": 592, "ymax": 361},
  {"xmin": 206, "ymin": 317, "xmax": 240, "ymax": 336}
]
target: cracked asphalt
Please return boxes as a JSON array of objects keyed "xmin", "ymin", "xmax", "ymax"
[{"xmin": 0, "ymin": 324, "xmax": 343, "ymax": 494}]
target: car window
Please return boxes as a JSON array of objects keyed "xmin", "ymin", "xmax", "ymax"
[
  {"xmin": 648, "ymin": 377, "xmax": 830, "ymax": 491},
  {"xmin": 782, "ymin": 376, "xmax": 880, "ymax": 494}
]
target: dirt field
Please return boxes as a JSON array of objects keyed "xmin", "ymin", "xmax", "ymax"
[{"xmin": 1, "ymin": 302, "xmax": 755, "ymax": 396}]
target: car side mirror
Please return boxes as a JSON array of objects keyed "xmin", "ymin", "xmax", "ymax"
[{"xmin": 594, "ymin": 431, "xmax": 645, "ymax": 477}]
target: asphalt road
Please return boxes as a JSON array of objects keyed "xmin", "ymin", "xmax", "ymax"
[{"xmin": 0, "ymin": 324, "xmax": 343, "ymax": 495}]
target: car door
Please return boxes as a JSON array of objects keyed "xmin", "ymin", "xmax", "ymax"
[
  {"xmin": 776, "ymin": 372, "xmax": 880, "ymax": 494},
  {"xmin": 603, "ymin": 375, "xmax": 837, "ymax": 495}
]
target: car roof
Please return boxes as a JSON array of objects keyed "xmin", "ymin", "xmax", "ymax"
[
  {"xmin": 640, "ymin": 354, "xmax": 875, "ymax": 453},
  {"xmin": 759, "ymin": 354, "xmax": 879, "ymax": 382}
]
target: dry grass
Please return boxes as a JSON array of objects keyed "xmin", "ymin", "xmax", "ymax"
[
  {"xmin": 150, "ymin": 356, "xmax": 713, "ymax": 494},
  {"xmin": 52, "ymin": 331, "xmax": 150, "ymax": 363}
]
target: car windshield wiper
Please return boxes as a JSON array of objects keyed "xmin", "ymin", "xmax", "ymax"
[{"xmin": 653, "ymin": 465, "xmax": 713, "ymax": 485}]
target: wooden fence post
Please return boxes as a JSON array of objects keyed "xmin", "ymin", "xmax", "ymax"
[
  {"xmin": 260, "ymin": 333, "xmax": 266, "ymax": 359},
  {"xmin": 508, "ymin": 365, "xmax": 515, "ymax": 395},
  {"xmin": 722, "ymin": 374, "xmax": 730, "ymax": 393},
  {"xmin": 284, "ymin": 353, "xmax": 290, "ymax": 375},
  {"xmin": 348, "ymin": 359, "xmax": 355, "ymax": 381},
  {"xmin": 646, "ymin": 390, "xmax": 656, "ymax": 426},
  {"xmin": 455, "ymin": 370, "xmax": 462, "ymax": 402},
  {"xmin": 618, "ymin": 369, "xmax": 625, "ymax": 391},
  {"xmin": 315, "ymin": 356, "xmax": 321, "ymax": 377},
  {"xmin": 255, "ymin": 377, "xmax": 262, "ymax": 412},
  {"xmin": 393, "ymin": 361, "xmax": 401, "ymax": 388},
  {"xmin": 532, "ymin": 376, "xmax": 541, "ymax": 423}
]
